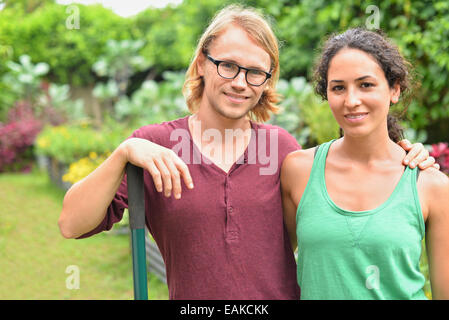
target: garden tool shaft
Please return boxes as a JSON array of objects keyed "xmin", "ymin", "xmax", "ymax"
[{"xmin": 126, "ymin": 163, "xmax": 148, "ymax": 300}]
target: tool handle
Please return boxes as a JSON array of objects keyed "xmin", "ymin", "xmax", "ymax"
[{"xmin": 126, "ymin": 163, "xmax": 148, "ymax": 300}]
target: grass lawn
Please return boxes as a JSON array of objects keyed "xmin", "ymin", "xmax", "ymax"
[{"xmin": 0, "ymin": 169, "xmax": 169, "ymax": 300}]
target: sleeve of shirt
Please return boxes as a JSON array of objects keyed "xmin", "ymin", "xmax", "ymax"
[
  {"xmin": 276, "ymin": 126, "xmax": 302, "ymax": 164},
  {"xmin": 76, "ymin": 124, "xmax": 165, "ymax": 239}
]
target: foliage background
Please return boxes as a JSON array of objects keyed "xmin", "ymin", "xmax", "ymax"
[{"xmin": 0, "ymin": 0, "xmax": 448, "ymax": 144}]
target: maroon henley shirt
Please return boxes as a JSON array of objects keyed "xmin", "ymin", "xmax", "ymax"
[{"xmin": 78, "ymin": 116, "xmax": 301, "ymax": 300}]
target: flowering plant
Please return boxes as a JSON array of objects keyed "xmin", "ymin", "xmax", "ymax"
[
  {"xmin": 430, "ymin": 142, "xmax": 449, "ymax": 175},
  {"xmin": 0, "ymin": 102, "xmax": 42, "ymax": 172},
  {"xmin": 63, "ymin": 152, "xmax": 110, "ymax": 184},
  {"xmin": 35, "ymin": 123, "xmax": 128, "ymax": 164}
]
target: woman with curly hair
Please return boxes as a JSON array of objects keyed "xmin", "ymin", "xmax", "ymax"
[{"xmin": 281, "ymin": 28, "xmax": 449, "ymax": 299}]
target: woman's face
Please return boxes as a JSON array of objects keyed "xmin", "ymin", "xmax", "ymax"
[{"xmin": 326, "ymin": 48, "xmax": 400, "ymax": 139}]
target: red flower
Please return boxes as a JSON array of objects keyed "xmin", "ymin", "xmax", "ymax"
[
  {"xmin": 0, "ymin": 103, "xmax": 43, "ymax": 172},
  {"xmin": 430, "ymin": 142, "xmax": 449, "ymax": 175}
]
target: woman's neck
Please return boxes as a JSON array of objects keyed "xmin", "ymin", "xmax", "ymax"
[{"xmin": 337, "ymin": 130, "xmax": 404, "ymax": 166}]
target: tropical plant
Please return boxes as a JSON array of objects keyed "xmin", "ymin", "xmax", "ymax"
[
  {"xmin": 37, "ymin": 82, "xmax": 86, "ymax": 124},
  {"xmin": 92, "ymin": 39, "xmax": 151, "ymax": 120},
  {"xmin": 92, "ymin": 39, "xmax": 150, "ymax": 96},
  {"xmin": 2, "ymin": 54, "xmax": 49, "ymax": 104},
  {"xmin": 114, "ymin": 71, "xmax": 188, "ymax": 127}
]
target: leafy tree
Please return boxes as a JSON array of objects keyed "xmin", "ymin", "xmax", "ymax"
[
  {"xmin": 1, "ymin": 0, "xmax": 448, "ymax": 142},
  {"xmin": 0, "ymin": 3, "xmax": 135, "ymax": 85},
  {"xmin": 0, "ymin": 0, "xmax": 55, "ymax": 13},
  {"xmin": 245, "ymin": 0, "xmax": 449, "ymax": 141}
]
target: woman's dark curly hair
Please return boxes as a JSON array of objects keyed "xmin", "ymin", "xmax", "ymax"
[{"xmin": 313, "ymin": 28, "xmax": 420, "ymax": 142}]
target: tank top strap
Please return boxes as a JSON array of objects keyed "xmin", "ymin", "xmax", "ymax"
[
  {"xmin": 296, "ymin": 140, "xmax": 335, "ymax": 217},
  {"xmin": 407, "ymin": 166, "xmax": 426, "ymax": 238},
  {"xmin": 313, "ymin": 140, "xmax": 335, "ymax": 172}
]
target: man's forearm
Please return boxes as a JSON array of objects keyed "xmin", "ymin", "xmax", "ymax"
[{"xmin": 58, "ymin": 142, "xmax": 129, "ymax": 239}]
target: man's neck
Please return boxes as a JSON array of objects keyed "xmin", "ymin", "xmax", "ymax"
[
  {"xmin": 192, "ymin": 110, "xmax": 251, "ymax": 134},
  {"xmin": 188, "ymin": 113, "xmax": 253, "ymax": 172}
]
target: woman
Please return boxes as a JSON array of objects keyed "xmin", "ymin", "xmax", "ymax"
[{"xmin": 281, "ymin": 28, "xmax": 449, "ymax": 299}]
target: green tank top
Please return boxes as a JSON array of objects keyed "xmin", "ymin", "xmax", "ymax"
[{"xmin": 296, "ymin": 140, "xmax": 427, "ymax": 300}]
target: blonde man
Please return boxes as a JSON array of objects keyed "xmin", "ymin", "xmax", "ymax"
[
  {"xmin": 59, "ymin": 5, "xmax": 434, "ymax": 299},
  {"xmin": 183, "ymin": 5, "xmax": 280, "ymax": 123}
]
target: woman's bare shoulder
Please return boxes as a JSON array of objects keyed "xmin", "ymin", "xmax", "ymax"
[
  {"xmin": 419, "ymin": 167, "xmax": 449, "ymax": 191},
  {"xmin": 281, "ymin": 147, "xmax": 317, "ymax": 184},
  {"xmin": 284, "ymin": 147, "xmax": 316, "ymax": 166},
  {"xmin": 418, "ymin": 168, "xmax": 449, "ymax": 218}
]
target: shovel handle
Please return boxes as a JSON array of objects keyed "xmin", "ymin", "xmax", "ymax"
[
  {"xmin": 127, "ymin": 163, "xmax": 145, "ymax": 230},
  {"xmin": 126, "ymin": 163, "xmax": 148, "ymax": 300}
]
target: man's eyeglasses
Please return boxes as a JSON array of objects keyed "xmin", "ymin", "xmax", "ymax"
[{"xmin": 206, "ymin": 55, "xmax": 271, "ymax": 87}]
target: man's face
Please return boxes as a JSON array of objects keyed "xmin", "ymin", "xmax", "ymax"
[{"xmin": 197, "ymin": 25, "xmax": 272, "ymax": 121}]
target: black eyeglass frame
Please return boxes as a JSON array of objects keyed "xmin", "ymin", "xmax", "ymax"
[{"xmin": 206, "ymin": 54, "xmax": 272, "ymax": 87}]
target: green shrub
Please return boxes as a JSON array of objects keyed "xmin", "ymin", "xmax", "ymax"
[
  {"xmin": 35, "ymin": 122, "xmax": 131, "ymax": 164},
  {"xmin": 0, "ymin": 3, "xmax": 135, "ymax": 86},
  {"xmin": 272, "ymin": 77, "xmax": 339, "ymax": 147}
]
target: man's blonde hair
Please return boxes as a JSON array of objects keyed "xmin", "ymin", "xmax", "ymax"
[{"xmin": 182, "ymin": 5, "xmax": 280, "ymax": 122}]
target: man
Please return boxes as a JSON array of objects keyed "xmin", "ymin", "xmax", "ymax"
[{"xmin": 58, "ymin": 5, "xmax": 435, "ymax": 299}]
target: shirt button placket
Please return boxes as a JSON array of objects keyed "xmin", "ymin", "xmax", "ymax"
[{"xmin": 224, "ymin": 176, "xmax": 238, "ymax": 240}]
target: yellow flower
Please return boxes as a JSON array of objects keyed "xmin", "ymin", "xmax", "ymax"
[
  {"xmin": 63, "ymin": 153, "xmax": 109, "ymax": 184},
  {"xmin": 37, "ymin": 137, "xmax": 49, "ymax": 148}
]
